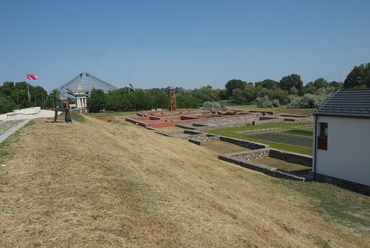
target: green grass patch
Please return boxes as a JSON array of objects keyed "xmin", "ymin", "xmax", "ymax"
[
  {"xmin": 246, "ymin": 133, "xmax": 313, "ymax": 148},
  {"xmin": 69, "ymin": 111, "xmax": 86, "ymax": 122},
  {"xmin": 210, "ymin": 121, "xmax": 313, "ymax": 134},
  {"xmin": 207, "ymin": 121, "xmax": 313, "ymax": 155},
  {"xmin": 283, "ymin": 129, "xmax": 313, "ymax": 136},
  {"xmin": 245, "ymin": 137, "xmax": 312, "ymax": 155},
  {"xmin": 273, "ymin": 179, "xmax": 370, "ymax": 235},
  {"xmin": 58, "ymin": 111, "xmax": 86, "ymax": 122}
]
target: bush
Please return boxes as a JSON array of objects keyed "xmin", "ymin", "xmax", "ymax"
[
  {"xmin": 272, "ymin": 99, "xmax": 280, "ymax": 107},
  {"xmin": 287, "ymin": 86, "xmax": 336, "ymax": 109},
  {"xmin": 255, "ymin": 96, "xmax": 273, "ymax": 108}
]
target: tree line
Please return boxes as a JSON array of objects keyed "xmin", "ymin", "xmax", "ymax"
[{"xmin": 0, "ymin": 62, "xmax": 369, "ymax": 114}]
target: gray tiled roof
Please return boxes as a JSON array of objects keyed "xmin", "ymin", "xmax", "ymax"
[
  {"xmin": 314, "ymin": 88, "xmax": 370, "ymax": 118},
  {"xmin": 58, "ymin": 72, "xmax": 118, "ymax": 98}
]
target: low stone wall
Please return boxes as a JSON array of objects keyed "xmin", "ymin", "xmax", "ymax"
[
  {"xmin": 269, "ymin": 149, "xmax": 312, "ymax": 166},
  {"xmin": 282, "ymin": 116, "xmax": 313, "ymax": 122},
  {"xmin": 219, "ymin": 153, "xmax": 307, "ymax": 181},
  {"xmin": 149, "ymin": 127, "xmax": 312, "ymax": 181},
  {"xmin": 189, "ymin": 135, "xmax": 220, "ymax": 145},
  {"xmin": 258, "ymin": 116, "xmax": 283, "ymax": 124},
  {"xmin": 202, "ymin": 115, "xmax": 259, "ymax": 127},
  {"xmin": 180, "ymin": 116, "xmax": 201, "ymax": 120},
  {"xmin": 230, "ymin": 149, "xmax": 270, "ymax": 160},
  {"xmin": 315, "ymin": 173, "xmax": 370, "ymax": 196},
  {"xmin": 219, "ymin": 136, "xmax": 267, "ymax": 150}
]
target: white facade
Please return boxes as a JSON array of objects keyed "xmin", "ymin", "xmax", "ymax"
[
  {"xmin": 75, "ymin": 95, "xmax": 87, "ymax": 109},
  {"xmin": 314, "ymin": 116, "xmax": 370, "ymax": 186},
  {"xmin": 74, "ymin": 85, "xmax": 87, "ymax": 109}
]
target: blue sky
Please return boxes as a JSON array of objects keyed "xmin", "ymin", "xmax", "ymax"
[{"xmin": 1, "ymin": 0, "xmax": 369, "ymax": 92}]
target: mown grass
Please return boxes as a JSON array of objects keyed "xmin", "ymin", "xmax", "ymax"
[
  {"xmin": 83, "ymin": 111, "xmax": 138, "ymax": 118},
  {"xmin": 207, "ymin": 121, "xmax": 313, "ymax": 155},
  {"xmin": 246, "ymin": 133, "xmax": 312, "ymax": 148},
  {"xmin": 283, "ymin": 129, "xmax": 313, "ymax": 136},
  {"xmin": 1, "ymin": 115, "xmax": 370, "ymax": 247},
  {"xmin": 58, "ymin": 111, "xmax": 86, "ymax": 122},
  {"xmin": 69, "ymin": 111, "xmax": 86, "ymax": 122},
  {"xmin": 273, "ymin": 179, "xmax": 370, "ymax": 235}
]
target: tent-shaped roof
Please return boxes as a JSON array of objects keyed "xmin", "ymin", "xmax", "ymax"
[
  {"xmin": 314, "ymin": 88, "xmax": 370, "ymax": 118},
  {"xmin": 57, "ymin": 72, "xmax": 118, "ymax": 98}
]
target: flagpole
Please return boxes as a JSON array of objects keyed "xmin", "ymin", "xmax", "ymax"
[{"xmin": 26, "ymin": 81, "xmax": 31, "ymax": 101}]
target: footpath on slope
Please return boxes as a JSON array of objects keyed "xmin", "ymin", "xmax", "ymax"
[{"xmin": 0, "ymin": 110, "xmax": 55, "ymax": 143}]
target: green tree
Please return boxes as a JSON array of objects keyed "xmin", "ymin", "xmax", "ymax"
[
  {"xmin": 31, "ymin": 86, "xmax": 47, "ymax": 108},
  {"xmin": 0, "ymin": 82, "xmax": 15, "ymax": 96},
  {"xmin": 177, "ymin": 95, "xmax": 199, "ymax": 109},
  {"xmin": 232, "ymin": 88, "xmax": 247, "ymax": 105},
  {"xmin": 152, "ymin": 92, "xmax": 168, "ymax": 109},
  {"xmin": 87, "ymin": 88, "xmax": 107, "ymax": 112},
  {"xmin": 11, "ymin": 90, "xmax": 28, "ymax": 109},
  {"xmin": 214, "ymin": 89, "xmax": 227, "ymax": 100},
  {"xmin": 126, "ymin": 89, "xmax": 151, "ymax": 111},
  {"xmin": 278, "ymin": 74, "xmax": 303, "ymax": 95},
  {"xmin": 244, "ymin": 84, "xmax": 257, "ymax": 103},
  {"xmin": 313, "ymin": 78, "xmax": 329, "ymax": 89},
  {"xmin": 225, "ymin": 79, "xmax": 247, "ymax": 98},
  {"xmin": 0, "ymin": 100, "xmax": 18, "ymax": 114},
  {"xmin": 254, "ymin": 79, "xmax": 278, "ymax": 89},
  {"xmin": 146, "ymin": 88, "xmax": 168, "ymax": 109},
  {"xmin": 270, "ymin": 88, "xmax": 289, "ymax": 105},
  {"xmin": 192, "ymin": 86, "xmax": 219, "ymax": 103},
  {"xmin": 343, "ymin": 62, "xmax": 370, "ymax": 89},
  {"xmin": 49, "ymin": 89, "xmax": 60, "ymax": 108},
  {"xmin": 106, "ymin": 91, "xmax": 124, "ymax": 111},
  {"xmin": 329, "ymin": 81, "xmax": 343, "ymax": 89}
]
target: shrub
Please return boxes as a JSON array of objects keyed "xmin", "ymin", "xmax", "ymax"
[
  {"xmin": 255, "ymin": 96, "xmax": 273, "ymax": 108},
  {"xmin": 287, "ymin": 86, "xmax": 336, "ymax": 109},
  {"xmin": 272, "ymin": 99, "xmax": 280, "ymax": 107}
]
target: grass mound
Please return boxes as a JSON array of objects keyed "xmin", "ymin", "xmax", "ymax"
[{"xmin": 0, "ymin": 115, "xmax": 369, "ymax": 247}]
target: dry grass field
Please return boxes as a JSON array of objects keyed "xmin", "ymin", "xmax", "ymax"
[{"xmin": 1, "ymin": 114, "xmax": 369, "ymax": 247}]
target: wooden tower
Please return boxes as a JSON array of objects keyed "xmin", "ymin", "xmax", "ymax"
[{"xmin": 168, "ymin": 87, "xmax": 176, "ymax": 111}]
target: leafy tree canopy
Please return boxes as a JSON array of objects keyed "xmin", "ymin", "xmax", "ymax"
[
  {"xmin": 278, "ymin": 74, "xmax": 303, "ymax": 95},
  {"xmin": 344, "ymin": 62, "xmax": 370, "ymax": 89},
  {"xmin": 254, "ymin": 79, "xmax": 278, "ymax": 90},
  {"xmin": 225, "ymin": 79, "xmax": 247, "ymax": 98}
]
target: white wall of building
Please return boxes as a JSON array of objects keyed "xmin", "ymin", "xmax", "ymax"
[{"xmin": 315, "ymin": 116, "xmax": 370, "ymax": 186}]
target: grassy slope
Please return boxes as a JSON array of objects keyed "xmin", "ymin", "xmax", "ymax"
[{"xmin": 0, "ymin": 115, "xmax": 369, "ymax": 247}]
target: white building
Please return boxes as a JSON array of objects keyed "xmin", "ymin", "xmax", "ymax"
[
  {"xmin": 313, "ymin": 89, "xmax": 370, "ymax": 195},
  {"xmin": 74, "ymin": 85, "xmax": 87, "ymax": 109}
]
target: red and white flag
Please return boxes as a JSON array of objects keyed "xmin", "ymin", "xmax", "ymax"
[{"xmin": 26, "ymin": 73, "xmax": 39, "ymax": 80}]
